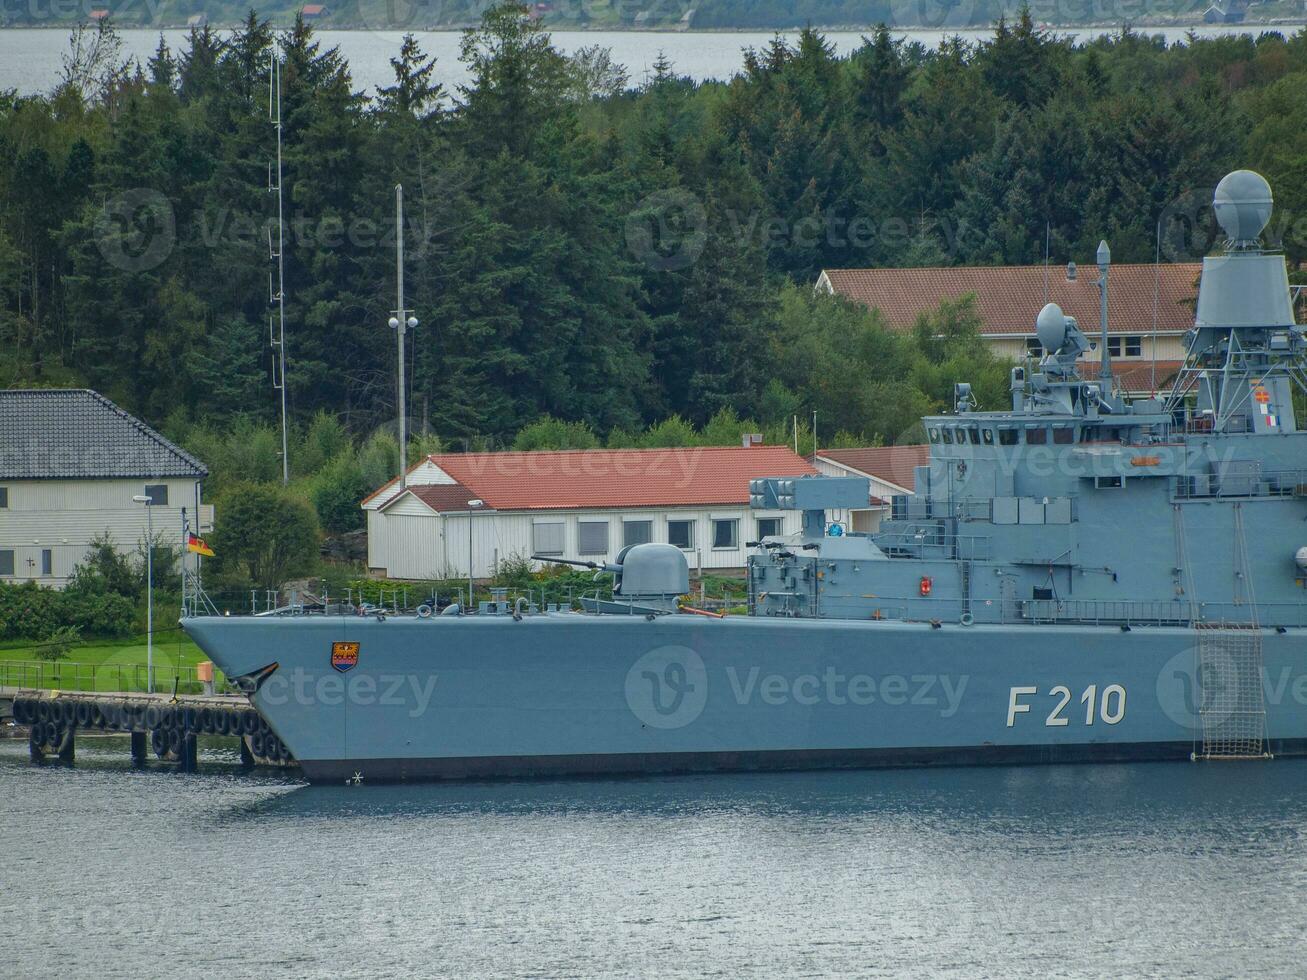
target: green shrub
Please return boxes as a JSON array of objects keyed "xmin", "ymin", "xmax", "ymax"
[
  {"xmin": 0, "ymin": 580, "xmax": 134, "ymax": 640},
  {"xmin": 33, "ymin": 625, "xmax": 81, "ymax": 661},
  {"xmin": 311, "ymin": 454, "xmax": 370, "ymax": 533}
]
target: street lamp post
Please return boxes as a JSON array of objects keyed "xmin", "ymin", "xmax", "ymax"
[
  {"xmin": 132, "ymin": 494, "xmax": 154, "ymax": 693},
  {"xmin": 466, "ymin": 499, "xmax": 484, "ymax": 611}
]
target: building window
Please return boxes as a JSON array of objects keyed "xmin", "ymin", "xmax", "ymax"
[
  {"xmin": 0, "ymin": 550, "xmax": 12, "ymax": 576},
  {"xmin": 0, "ymin": 487, "xmax": 8, "ymax": 508},
  {"xmin": 578, "ymin": 521, "xmax": 608, "ymax": 556},
  {"xmin": 1026, "ymin": 428, "xmax": 1048, "ymax": 445},
  {"xmin": 712, "ymin": 519, "xmax": 738, "ymax": 549},
  {"xmin": 667, "ymin": 519, "xmax": 694, "ymax": 550},
  {"xmin": 1026, "ymin": 338, "xmax": 1044, "ymax": 358},
  {"xmin": 41, "ymin": 549, "xmax": 52, "ymax": 576},
  {"xmin": 623, "ymin": 520, "xmax": 652, "ymax": 548},
  {"xmin": 144, "ymin": 484, "xmax": 168, "ymax": 505},
  {"xmin": 756, "ymin": 517, "xmax": 782, "ymax": 539},
  {"xmin": 1107, "ymin": 336, "xmax": 1143, "ymax": 358},
  {"xmin": 532, "ymin": 521, "xmax": 565, "ymax": 556}
]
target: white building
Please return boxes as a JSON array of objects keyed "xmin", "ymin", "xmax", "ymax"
[
  {"xmin": 0, "ymin": 389, "xmax": 210, "ymax": 587},
  {"xmin": 810, "ymin": 445, "xmax": 929, "ymax": 533},
  {"xmin": 362, "ymin": 445, "xmax": 831, "ymax": 580}
]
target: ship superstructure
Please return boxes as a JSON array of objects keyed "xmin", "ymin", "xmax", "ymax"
[{"xmin": 182, "ymin": 172, "xmax": 1307, "ymax": 783}]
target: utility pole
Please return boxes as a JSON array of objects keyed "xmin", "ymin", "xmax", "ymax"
[
  {"xmin": 269, "ymin": 48, "xmax": 290, "ymax": 485},
  {"xmin": 389, "ymin": 185, "xmax": 418, "ymax": 489},
  {"xmin": 133, "ymin": 495, "xmax": 154, "ymax": 692}
]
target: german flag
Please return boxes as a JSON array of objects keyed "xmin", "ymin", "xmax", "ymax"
[{"xmin": 187, "ymin": 533, "xmax": 215, "ymax": 557}]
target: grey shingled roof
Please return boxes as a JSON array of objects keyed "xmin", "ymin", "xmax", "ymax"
[{"xmin": 0, "ymin": 389, "xmax": 207, "ymax": 480}]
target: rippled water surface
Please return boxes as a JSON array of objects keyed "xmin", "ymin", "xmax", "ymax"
[{"xmin": 2, "ymin": 736, "xmax": 1306, "ymax": 977}]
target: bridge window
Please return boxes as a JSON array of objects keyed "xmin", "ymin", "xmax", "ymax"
[
  {"xmin": 1095, "ymin": 476, "xmax": 1123, "ymax": 489},
  {"xmin": 1053, "ymin": 427, "xmax": 1075, "ymax": 445},
  {"xmin": 998, "ymin": 429, "xmax": 1018, "ymax": 446},
  {"xmin": 941, "ymin": 428, "xmax": 954, "ymax": 444},
  {"xmin": 1026, "ymin": 428, "xmax": 1048, "ymax": 445},
  {"xmin": 982, "ymin": 429, "xmax": 995, "ymax": 445},
  {"xmin": 966, "ymin": 428, "xmax": 981, "ymax": 445},
  {"xmin": 928, "ymin": 427, "xmax": 941, "ymax": 444}
]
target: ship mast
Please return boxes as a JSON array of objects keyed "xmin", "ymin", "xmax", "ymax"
[{"xmin": 1165, "ymin": 170, "xmax": 1306, "ymax": 434}]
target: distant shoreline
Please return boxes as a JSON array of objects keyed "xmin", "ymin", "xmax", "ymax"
[{"xmin": 2, "ymin": 19, "xmax": 1305, "ymax": 32}]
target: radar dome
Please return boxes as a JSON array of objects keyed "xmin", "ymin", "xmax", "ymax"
[
  {"xmin": 1213, "ymin": 170, "xmax": 1272, "ymax": 246},
  {"xmin": 1036, "ymin": 302, "xmax": 1068, "ymax": 355}
]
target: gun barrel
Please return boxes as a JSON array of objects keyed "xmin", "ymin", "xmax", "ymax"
[{"xmin": 530, "ymin": 555, "xmax": 600, "ymax": 569}]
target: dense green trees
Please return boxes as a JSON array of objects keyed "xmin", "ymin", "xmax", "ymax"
[{"xmin": 2, "ymin": 7, "xmax": 1306, "ymax": 473}]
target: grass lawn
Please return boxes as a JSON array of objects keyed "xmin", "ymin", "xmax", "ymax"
[{"xmin": 0, "ymin": 633, "xmax": 221, "ymax": 693}]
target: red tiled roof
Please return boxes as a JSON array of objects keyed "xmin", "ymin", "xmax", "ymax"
[
  {"xmin": 1080, "ymin": 359, "xmax": 1184, "ymax": 394},
  {"xmin": 301, "ymin": 3, "xmax": 326, "ymax": 13},
  {"xmin": 820, "ymin": 263, "xmax": 1201, "ymax": 336},
  {"xmin": 366, "ymin": 446, "xmax": 819, "ymax": 511},
  {"xmin": 383, "ymin": 482, "xmax": 478, "ymax": 513},
  {"xmin": 814, "ymin": 445, "xmax": 930, "ymax": 492}
]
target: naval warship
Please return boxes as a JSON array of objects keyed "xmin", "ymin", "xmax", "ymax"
[{"xmin": 184, "ymin": 171, "xmax": 1307, "ymax": 783}]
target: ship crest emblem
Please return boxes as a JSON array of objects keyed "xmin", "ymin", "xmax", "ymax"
[{"xmin": 331, "ymin": 641, "xmax": 360, "ymax": 673}]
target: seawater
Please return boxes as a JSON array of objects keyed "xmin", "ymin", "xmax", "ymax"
[
  {"xmin": 2, "ymin": 735, "xmax": 1306, "ymax": 978},
  {"xmin": 0, "ymin": 26, "xmax": 1286, "ymax": 97}
]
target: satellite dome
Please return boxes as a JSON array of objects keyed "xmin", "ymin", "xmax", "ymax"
[
  {"xmin": 1213, "ymin": 170, "xmax": 1272, "ymax": 246},
  {"xmin": 1036, "ymin": 302, "xmax": 1068, "ymax": 355}
]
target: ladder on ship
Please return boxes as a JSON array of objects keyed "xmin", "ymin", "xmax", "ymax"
[{"xmin": 1180, "ymin": 504, "xmax": 1271, "ymax": 760}]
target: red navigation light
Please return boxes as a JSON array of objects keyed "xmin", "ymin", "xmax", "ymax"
[{"xmin": 920, "ymin": 576, "xmax": 933, "ymax": 597}]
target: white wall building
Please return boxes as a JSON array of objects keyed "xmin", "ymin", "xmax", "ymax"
[
  {"xmin": 362, "ymin": 445, "xmax": 832, "ymax": 580},
  {"xmin": 0, "ymin": 389, "xmax": 210, "ymax": 587}
]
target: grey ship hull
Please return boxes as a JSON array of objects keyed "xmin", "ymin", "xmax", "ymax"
[{"xmin": 183, "ymin": 614, "xmax": 1307, "ymax": 784}]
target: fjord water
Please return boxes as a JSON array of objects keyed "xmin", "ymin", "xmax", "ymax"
[
  {"xmin": 0, "ymin": 26, "xmax": 1275, "ymax": 97},
  {"xmin": 2, "ymin": 737, "xmax": 1306, "ymax": 977}
]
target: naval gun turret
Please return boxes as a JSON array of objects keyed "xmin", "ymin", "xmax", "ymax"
[{"xmin": 535, "ymin": 543, "xmax": 690, "ymax": 615}]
